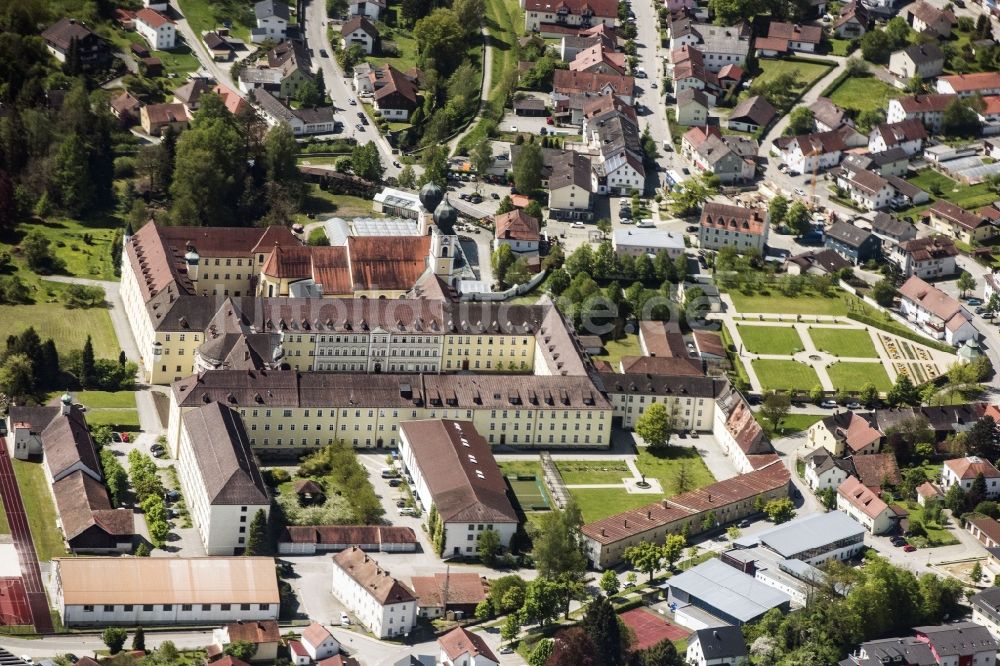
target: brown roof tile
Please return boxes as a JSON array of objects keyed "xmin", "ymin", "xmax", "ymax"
[
  {"xmin": 224, "ymin": 620, "xmax": 280, "ymax": 644},
  {"xmin": 851, "ymin": 452, "xmax": 901, "ymax": 489},
  {"xmin": 280, "ymin": 525, "xmax": 417, "ymax": 546},
  {"xmin": 332, "ymin": 547, "xmax": 416, "ymax": 605},
  {"xmin": 411, "ymin": 573, "xmax": 487, "ymax": 608},
  {"xmin": 438, "ymin": 627, "xmax": 499, "ymax": 664}
]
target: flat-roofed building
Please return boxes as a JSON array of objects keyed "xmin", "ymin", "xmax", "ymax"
[
  {"xmin": 398, "ymin": 420, "xmax": 519, "ymax": 558},
  {"xmin": 664, "ymin": 558, "xmax": 791, "ymax": 627},
  {"xmin": 331, "ymin": 547, "xmax": 416, "ymax": 638},
  {"xmin": 730, "ymin": 510, "xmax": 865, "ymax": 565},
  {"xmin": 178, "ymin": 402, "xmax": 270, "ymax": 554},
  {"xmin": 53, "ymin": 557, "xmax": 280, "ymax": 626}
]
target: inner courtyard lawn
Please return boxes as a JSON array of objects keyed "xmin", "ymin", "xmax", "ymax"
[
  {"xmin": 827, "ymin": 75, "xmax": 900, "ymax": 113},
  {"xmin": 752, "ymin": 359, "xmax": 822, "ymax": 392},
  {"xmin": 826, "ymin": 362, "xmax": 893, "ymax": 393},
  {"xmin": 807, "ymin": 327, "xmax": 879, "ymax": 358},
  {"xmin": 736, "ymin": 325, "xmax": 805, "ymax": 355},
  {"xmin": 569, "ymin": 488, "xmax": 663, "ymax": 523},
  {"xmin": 728, "ymin": 290, "xmax": 854, "ymax": 315}
]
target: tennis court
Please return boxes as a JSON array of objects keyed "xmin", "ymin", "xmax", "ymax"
[
  {"xmin": 0, "ymin": 578, "xmax": 31, "ymax": 627},
  {"xmin": 506, "ymin": 474, "xmax": 551, "ymax": 512},
  {"xmin": 619, "ymin": 607, "xmax": 690, "ymax": 651}
]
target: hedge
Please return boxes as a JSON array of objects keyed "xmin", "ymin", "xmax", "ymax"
[{"xmin": 846, "ymin": 312, "xmax": 954, "ymax": 354}]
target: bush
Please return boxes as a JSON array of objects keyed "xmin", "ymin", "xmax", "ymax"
[
  {"xmin": 265, "ymin": 468, "xmax": 290, "ymax": 485},
  {"xmin": 113, "ymin": 156, "xmax": 136, "ymax": 178}
]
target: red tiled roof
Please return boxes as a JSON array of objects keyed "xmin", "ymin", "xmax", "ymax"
[
  {"xmin": 838, "ymin": 475, "xmax": 890, "ymax": 519},
  {"xmin": 411, "ymin": 573, "xmax": 487, "ymax": 608},
  {"xmin": 524, "ymin": 0, "xmax": 618, "ymax": 18},
  {"xmin": 767, "ymin": 21, "xmax": 822, "ymax": 43},
  {"xmin": 939, "ymin": 72, "xmax": 1000, "ymax": 93},
  {"xmin": 553, "ymin": 69, "xmax": 635, "ymax": 97},
  {"xmin": 136, "ymin": 7, "xmax": 171, "ymax": 27},
  {"xmin": 495, "ymin": 210, "xmax": 540, "ymax": 242},
  {"xmin": 944, "ymin": 456, "xmax": 1000, "ymax": 480},
  {"xmin": 438, "ymin": 627, "xmax": 499, "ymax": 664},
  {"xmin": 852, "ymin": 452, "xmax": 901, "ymax": 490}
]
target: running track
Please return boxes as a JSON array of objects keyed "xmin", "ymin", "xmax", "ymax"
[{"xmin": 0, "ymin": 441, "xmax": 53, "ymax": 633}]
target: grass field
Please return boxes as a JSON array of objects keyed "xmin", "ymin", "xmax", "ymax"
[
  {"xmin": 555, "ymin": 460, "xmax": 630, "ymax": 485},
  {"xmin": 756, "ymin": 59, "xmax": 832, "ymax": 90},
  {"xmin": 906, "ymin": 170, "xmax": 999, "ymax": 211},
  {"xmin": 728, "ymin": 290, "xmax": 854, "ymax": 315},
  {"xmin": 367, "ymin": 18, "xmax": 421, "ymax": 74},
  {"xmin": 12, "ymin": 460, "xmax": 66, "ymax": 561},
  {"xmin": 178, "ymin": 0, "xmax": 254, "ymax": 42},
  {"xmin": 569, "ymin": 488, "xmax": 659, "ymax": 522},
  {"xmin": 827, "ymin": 38, "xmax": 853, "ymax": 56},
  {"xmin": 635, "ymin": 447, "xmax": 715, "ymax": 496},
  {"xmin": 0, "ymin": 303, "xmax": 118, "ymax": 358},
  {"xmin": 827, "ymin": 362, "xmax": 892, "ymax": 392},
  {"xmin": 295, "ymin": 186, "xmax": 384, "ymax": 225},
  {"xmin": 752, "ymin": 359, "xmax": 822, "ymax": 392},
  {"xmin": 736, "ymin": 325, "xmax": 804, "ymax": 355},
  {"xmin": 84, "ymin": 409, "xmax": 141, "ymax": 429},
  {"xmin": 593, "ymin": 334, "xmax": 642, "ymax": 367},
  {"xmin": 75, "ymin": 391, "xmax": 136, "ymax": 409},
  {"xmin": 827, "ymin": 75, "xmax": 900, "ymax": 113},
  {"xmin": 807, "ymin": 327, "xmax": 879, "ymax": 358},
  {"xmin": 905, "ymin": 501, "xmax": 958, "ymax": 547},
  {"xmin": 16, "ymin": 217, "xmax": 119, "ymax": 281},
  {"xmin": 755, "ymin": 412, "xmax": 825, "ymax": 436}
]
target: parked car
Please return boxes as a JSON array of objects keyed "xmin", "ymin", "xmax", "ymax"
[
  {"xmin": 968, "ymin": 298, "xmax": 983, "ymax": 306},
  {"xmin": 349, "ymin": 98, "xmax": 357, "ymax": 105},
  {"xmin": 388, "ymin": 478, "xmax": 402, "ymax": 487},
  {"xmin": 165, "ymin": 489, "xmax": 181, "ymax": 502},
  {"xmin": 546, "ymin": 116, "xmax": 554, "ymax": 125},
  {"xmin": 152, "ymin": 449, "xmax": 166, "ymax": 459},
  {"xmin": 903, "ymin": 544, "xmax": 917, "ymax": 552},
  {"xmin": 340, "ymin": 612, "xmax": 351, "ymax": 626},
  {"xmin": 491, "ymin": 192, "xmax": 500, "ymax": 199},
  {"xmin": 396, "ymin": 499, "xmax": 407, "ymax": 508},
  {"xmin": 794, "ymin": 188, "xmax": 806, "ymax": 196},
  {"xmin": 820, "ymin": 399, "xmax": 838, "ymax": 408},
  {"xmin": 111, "ymin": 432, "xmax": 123, "ymax": 443},
  {"xmin": 686, "ymin": 225, "xmax": 698, "ymax": 232},
  {"xmin": 150, "ymin": 443, "xmax": 164, "ymax": 454},
  {"xmin": 845, "ymin": 401, "xmax": 861, "ymax": 410},
  {"xmin": 570, "ymin": 222, "xmax": 586, "ymax": 229},
  {"xmin": 738, "ymin": 519, "xmax": 751, "ymax": 528},
  {"xmin": 319, "ymin": 49, "xmax": 329, "ymax": 58},
  {"xmin": 398, "ymin": 507, "xmax": 417, "ymax": 516}
]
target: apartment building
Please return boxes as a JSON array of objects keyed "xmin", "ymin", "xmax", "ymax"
[
  {"xmin": 135, "ymin": 8, "xmax": 175, "ymax": 50},
  {"xmin": 331, "ymin": 548, "xmax": 417, "ymax": 638},
  {"xmin": 837, "ymin": 475, "xmax": 897, "ymax": 534},
  {"xmin": 523, "ymin": 0, "xmax": 617, "ymax": 34},
  {"xmin": 398, "ymin": 420, "xmax": 519, "ymax": 558},
  {"xmin": 177, "ymin": 402, "xmax": 270, "ymax": 554},
  {"xmin": 941, "ymin": 456, "xmax": 1000, "ymax": 497},
  {"xmin": 886, "ymin": 94, "xmax": 956, "ymax": 133},
  {"xmin": 898, "ymin": 275, "xmax": 977, "ymax": 346},
  {"xmin": 886, "ymin": 235, "xmax": 957, "ymax": 278},
  {"xmin": 698, "ymin": 202, "xmax": 769, "ymax": 253},
  {"xmin": 599, "ymin": 373, "xmax": 723, "ymax": 430}
]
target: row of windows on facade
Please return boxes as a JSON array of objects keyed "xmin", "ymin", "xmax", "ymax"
[
  {"xmin": 252, "ymin": 433, "xmax": 598, "ymax": 446},
  {"xmin": 82, "ymin": 602, "xmax": 271, "ymax": 612},
  {"xmin": 248, "ymin": 420, "xmax": 603, "ymax": 432},
  {"xmin": 164, "ymin": 334, "xmax": 532, "ymax": 346},
  {"xmin": 200, "ymin": 257, "xmax": 263, "ymax": 267},
  {"xmin": 241, "ymin": 408, "xmax": 601, "ymax": 419}
]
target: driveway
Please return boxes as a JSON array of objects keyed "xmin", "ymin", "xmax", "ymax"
[{"xmin": 167, "ymin": 0, "xmax": 241, "ymax": 89}]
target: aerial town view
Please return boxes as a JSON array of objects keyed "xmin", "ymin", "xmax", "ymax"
[{"xmin": 1, "ymin": 0, "xmax": 1000, "ymax": 662}]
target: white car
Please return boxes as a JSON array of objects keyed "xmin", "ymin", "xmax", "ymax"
[
  {"xmin": 398, "ymin": 506, "xmax": 417, "ymax": 516},
  {"xmin": 820, "ymin": 399, "xmax": 838, "ymax": 409},
  {"xmin": 570, "ymin": 222, "xmax": 586, "ymax": 229},
  {"xmin": 794, "ymin": 188, "xmax": 806, "ymax": 196},
  {"xmin": 340, "ymin": 612, "xmax": 351, "ymax": 626}
]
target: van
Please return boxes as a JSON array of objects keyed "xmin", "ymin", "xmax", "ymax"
[
  {"xmin": 636, "ymin": 219, "xmax": 655, "ymax": 228},
  {"xmin": 380, "ymin": 467, "xmax": 397, "ymax": 479}
]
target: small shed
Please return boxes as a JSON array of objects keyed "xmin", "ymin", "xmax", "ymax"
[
  {"xmin": 514, "ymin": 97, "xmax": 547, "ymax": 117},
  {"xmin": 578, "ymin": 335, "xmax": 605, "ymax": 355},
  {"xmin": 294, "ymin": 479, "xmax": 325, "ymax": 503},
  {"xmin": 916, "ymin": 481, "xmax": 940, "ymax": 506}
]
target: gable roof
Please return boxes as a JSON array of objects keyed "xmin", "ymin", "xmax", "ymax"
[
  {"xmin": 838, "ymin": 475, "xmax": 890, "ymax": 519},
  {"xmin": 302, "ymin": 621, "xmax": 335, "ymax": 649},
  {"xmin": 898, "ymin": 275, "xmax": 968, "ymax": 324},
  {"xmin": 808, "ymin": 97, "xmax": 849, "ymax": 130},
  {"xmin": 786, "ymin": 248, "xmax": 851, "ymax": 275},
  {"xmin": 495, "ymin": 210, "xmax": 540, "ymax": 242},
  {"xmin": 874, "ymin": 119, "xmax": 927, "ymax": 146},
  {"xmin": 767, "ymin": 21, "xmax": 822, "ymax": 43},
  {"xmin": 930, "ymin": 200, "xmax": 988, "ymax": 230},
  {"xmin": 371, "ymin": 63, "xmax": 418, "ymax": 106},
  {"xmin": 894, "ymin": 93, "xmax": 955, "ymax": 113},
  {"xmin": 136, "ymin": 7, "xmax": 172, "ymax": 28},
  {"xmin": 819, "ymin": 410, "xmax": 881, "ymax": 453},
  {"xmin": 255, "ymin": 0, "xmax": 290, "ymax": 20},
  {"xmin": 42, "ymin": 407, "xmax": 101, "ymax": 481},
  {"xmin": 411, "ymin": 573, "xmax": 487, "ymax": 608},
  {"xmin": 728, "ymin": 95, "xmax": 776, "ymax": 127},
  {"xmin": 939, "ymin": 71, "xmax": 1000, "ymax": 93},
  {"xmin": 438, "ymin": 627, "xmax": 498, "ymax": 664},
  {"xmin": 53, "ymin": 470, "xmax": 133, "ymax": 540},
  {"xmin": 224, "ymin": 620, "xmax": 280, "ymax": 644},
  {"xmin": 399, "ymin": 420, "xmax": 517, "ymax": 524},
  {"xmin": 676, "ymin": 87, "xmax": 709, "ymax": 108},
  {"xmin": 693, "ymin": 626, "xmax": 748, "ymax": 660},
  {"xmin": 826, "ymin": 220, "xmax": 874, "ymax": 248},
  {"xmin": 898, "ymin": 235, "xmax": 957, "ymax": 261},
  {"xmin": 332, "ymin": 547, "xmax": 416, "ymax": 605},
  {"xmin": 898, "ymin": 42, "xmax": 944, "ymax": 65},
  {"xmin": 42, "ymin": 17, "xmax": 100, "ymax": 51},
  {"xmin": 553, "ymin": 69, "xmax": 635, "ymax": 97},
  {"xmin": 524, "ymin": 0, "xmax": 618, "ymax": 17},
  {"xmin": 180, "ymin": 402, "xmax": 269, "ymax": 506},
  {"xmin": 851, "ymin": 452, "xmax": 901, "ymax": 489},
  {"xmin": 944, "ymin": 455, "xmax": 1000, "ymax": 480},
  {"xmin": 342, "ymin": 15, "xmax": 378, "ymax": 37}
]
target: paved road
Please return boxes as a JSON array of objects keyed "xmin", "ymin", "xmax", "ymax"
[
  {"xmin": 448, "ymin": 27, "xmax": 493, "ymax": 155},
  {"xmin": 757, "ymin": 54, "xmax": 847, "ymax": 156},
  {"xmin": 303, "ymin": 0, "xmax": 400, "ymax": 177},
  {"xmin": 168, "ymin": 0, "xmax": 240, "ymax": 89},
  {"xmin": 0, "ymin": 441, "xmax": 52, "ymax": 634},
  {"xmin": 631, "ymin": 0, "xmax": 679, "ymax": 187}
]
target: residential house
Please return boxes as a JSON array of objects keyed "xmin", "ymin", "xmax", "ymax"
[
  {"xmin": 437, "ymin": 627, "xmax": 499, "ymax": 666},
  {"xmin": 494, "ymin": 210, "xmax": 540, "ymax": 255},
  {"xmin": 675, "ymin": 88, "xmax": 708, "ymax": 126},
  {"xmin": 41, "ymin": 18, "xmax": 109, "ymax": 69},
  {"xmin": 906, "ymin": 1, "xmax": 956, "ymax": 36},
  {"xmin": 212, "ymin": 83, "xmax": 249, "ymax": 116},
  {"xmin": 412, "ymin": 573, "xmax": 487, "ymax": 619},
  {"xmin": 349, "ymin": 0, "xmax": 385, "ymax": 19},
  {"xmin": 582, "ymin": 108, "xmax": 645, "ymax": 194},
  {"xmin": 824, "ymin": 220, "xmax": 880, "ymax": 263},
  {"xmin": 698, "ymin": 202, "xmax": 769, "ymax": 253},
  {"xmin": 898, "ymin": 274, "xmax": 978, "ymax": 345},
  {"xmin": 547, "ymin": 151, "xmax": 593, "ymax": 220},
  {"xmin": 851, "ymin": 452, "xmax": 901, "ymax": 493},
  {"xmin": 330, "ymin": 548, "xmax": 417, "ymax": 638},
  {"xmin": 551, "ymin": 69, "xmax": 635, "ymax": 105},
  {"xmin": 173, "ymin": 78, "xmax": 213, "ymax": 114},
  {"xmin": 888, "ymin": 43, "xmax": 944, "ymax": 88},
  {"xmin": 682, "ymin": 127, "xmax": 758, "ymax": 184},
  {"xmin": 370, "ymin": 64, "xmax": 419, "ymax": 121},
  {"xmin": 204, "ymin": 31, "xmax": 235, "ymax": 60},
  {"xmin": 831, "ymin": 1, "xmax": 869, "ymax": 38},
  {"xmin": 916, "ymin": 482, "xmax": 940, "ymax": 506},
  {"xmin": 110, "ymin": 91, "xmax": 143, "ymax": 127},
  {"xmin": 612, "ymin": 228, "xmax": 686, "ymax": 259},
  {"xmin": 211, "ymin": 620, "xmax": 281, "ymax": 663},
  {"xmin": 238, "ymin": 41, "xmax": 313, "ymax": 99},
  {"xmin": 942, "ymin": 456, "xmax": 1000, "ymax": 497},
  {"xmin": 53, "ymin": 557, "xmax": 280, "ymax": 626},
  {"xmin": 809, "ymin": 97, "xmax": 852, "ymax": 133},
  {"xmin": 135, "ymin": 8, "xmax": 175, "ymax": 51},
  {"xmin": 559, "ymin": 28, "xmax": 616, "ymax": 61},
  {"xmin": 686, "ymin": 626, "xmax": 748, "ymax": 666},
  {"xmin": 667, "ymin": 18, "xmax": 751, "ymax": 72},
  {"xmin": 937, "ymin": 71, "xmax": 1000, "ymax": 97},
  {"xmin": 784, "ymin": 248, "xmax": 852, "ymax": 276},
  {"xmin": 807, "ymin": 411, "xmax": 882, "ymax": 457},
  {"xmin": 848, "ymin": 148, "xmax": 911, "ymax": 178},
  {"xmin": 772, "ymin": 125, "xmax": 866, "ymax": 175},
  {"xmin": 835, "ymin": 167, "xmax": 896, "ymax": 211},
  {"xmin": 927, "ymin": 200, "xmax": 994, "ymax": 244},
  {"xmin": 755, "ymin": 21, "xmax": 822, "ymax": 55},
  {"xmin": 868, "ymin": 119, "xmax": 928, "ymax": 156},
  {"xmin": 669, "ymin": 47, "xmax": 719, "ymax": 106},
  {"xmin": 253, "ymin": 89, "xmax": 337, "ymax": 135},
  {"xmin": 570, "ymin": 43, "xmax": 626, "ymax": 75},
  {"xmin": 803, "ymin": 446, "xmax": 853, "ymax": 491},
  {"xmin": 913, "ymin": 623, "xmax": 998, "ymax": 664},
  {"xmin": 177, "ymin": 402, "xmax": 270, "ymax": 555},
  {"xmin": 977, "ymin": 96, "xmax": 1000, "ymax": 135},
  {"xmin": 986, "ymin": 271, "xmax": 1000, "ymax": 306},
  {"xmin": 341, "ymin": 16, "xmax": 378, "ymax": 54},
  {"xmin": 301, "ymin": 622, "xmax": 340, "ymax": 662},
  {"xmin": 972, "ymin": 587, "xmax": 1000, "ymax": 640},
  {"xmin": 717, "ymin": 63, "xmax": 744, "ymax": 91},
  {"xmin": 837, "ymin": 475, "xmax": 898, "ymax": 534},
  {"xmin": 887, "ymin": 94, "xmax": 956, "ymax": 133},
  {"xmin": 726, "ymin": 95, "xmax": 775, "ymax": 133},
  {"xmin": 870, "ymin": 212, "xmax": 917, "ymax": 245},
  {"xmin": 887, "ymin": 235, "xmax": 957, "ymax": 278},
  {"xmin": 140, "ymin": 102, "xmax": 188, "ymax": 136},
  {"xmin": 523, "ymin": 0, "xmax": 618, "ymax": 34},
  {"xmin": 252, "ymin": 0, "xmax": 288, "ymax": 43},
  {"xmin": 397, "ymin": 420, "xmax": 519, "ymax": 558}
]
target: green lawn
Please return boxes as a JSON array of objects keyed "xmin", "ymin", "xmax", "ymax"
[
  {"xmin": 827, "ymin": 38, "xmax": 853, "ymax": 56},
  {"xmin": 635, "ymin": 447, "xmax": 715, "ymax": 496},
  {"xmin": 905, "ymin": 501, "xmax": 959, "ymax": 547},
  {"xmin": 826, "ymin": 361, "xmax": 893, "ymax": 392},
  {"xmin": 0, "ymin": 303, "xmax": 118, "ymax": 359},
  {"xmin": 906, "ymin": 170, "xmax": 999, "ymax": 211},
  {"xmin": 736, "ymin": 325, "xmax": 804, "ymax": 355},
  {"xmin": 295, "ymin": 186, "xmax": 384, "ymax": 225},
  {"xmin": 756, "ymin": 59, "xmax": 832, "ymax": 90},
  {"xmin": 555, "ymin": 461, "xmax": 630, "ymax": 485},
  {"xmin": 75, "ymin": 391, "xmax": 137, "ymax": 409},
  {"xmin": 569, "ymin": 488, "xmax": 660, "ymax": 523},
  {"xmin": 752, "ymin": 359, "xmax": 822, "ymax": 392},
  {"xmin": 498, "ymin": 460, "xmax": 545, "ymax": 478},
  {"xmin": 367, "ymin": 16, "xmax": 421, "ymax": 73},
  {"xmin": 728, "ymin": 289, "xmax": 854, "ymax": 315},
  {"xmin": 807, "ymin": 327, "xmax": 879, "ymax": 358},
  {"xmin": 593, "ymin": 334, "xmax": 643, "ymax": 367},
  {"xmin": 827, "ymin": 75, "xmax": 900, "ymax": 113},
  {"xmin": 177, "ymin": 0, "xmax": 256, "ymax": 42},
  {"xmin": 11, "ymin": 460, "xmax": 67, "ymax": 561},
  {"xmin": 772, "ymin": 413, "xmax": 825, "ymax": 436},
  {"xmin": 17, "ymin": 217, "xmax": 119, "ymax": 281},
  {"xmin": 84, "ymin": 409, "xmax": 141, "ymax": 429}
]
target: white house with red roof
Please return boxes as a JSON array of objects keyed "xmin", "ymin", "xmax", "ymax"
[
  {"xmin": 300, "ymin": 622, "xmax": 340, "ymax": 661},
  {"xmin": 937, "ymin": 72, "xmax": 1000, "ymax": 98},
  {"xmin": 522, "ymin": 0, "xmax": 618, "ymax": 34},
  {"xmin": 438, "ymin": 627, "xmax": 499, "ymax": 666},
  {"xmin": 837, "ymin": 476, "xmax": 897, "ymax": 534},
  {"xmin": 493, "ymin": 210, "xmax": 540, "ymax": 255},
  {"xmin": 287, "ymin": 639, "xmax": 310, "ymax": 666},
  {"xmin": 942, "ymin": 456, "xmax": 1000, "ymax": 498},
  {"xmin": 898, "ymin": 275, "xmax": 977, "ymax": 346},
  {"xmin": 135, "ymin": 8, "xmax": 175, "ymax": 50},
  {"xmin": 806, "ymin": 410, "xmax": 882, "ymax": 457}
]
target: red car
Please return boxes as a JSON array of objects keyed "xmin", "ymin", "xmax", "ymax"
[
  {"xmin": 903, "ymin": 544, "xmax": 916, "ymax": 552},
  {"xmin": 546, "ymin": 116, "xmax": 554, "ymax": 125}
]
